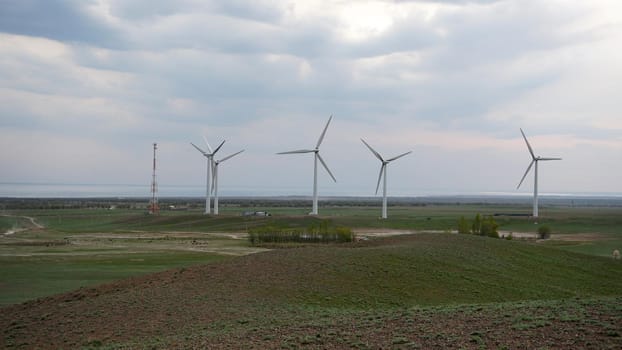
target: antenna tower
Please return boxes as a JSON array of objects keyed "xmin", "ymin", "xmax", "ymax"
[{"xmin": 149, "ymin": 143, "xmax": 160, "ymax": 215}]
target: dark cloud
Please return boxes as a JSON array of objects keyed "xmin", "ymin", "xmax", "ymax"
[{"xmin": 0, "ymin": 0, "xmax": 123, "ymax": 47}]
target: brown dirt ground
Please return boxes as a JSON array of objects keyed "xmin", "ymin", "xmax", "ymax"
[{"xmin": 1, "ymin": 238, "xmax": 621, "ymax": 349}]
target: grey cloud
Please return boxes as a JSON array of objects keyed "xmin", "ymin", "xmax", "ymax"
[
  {"xmin": 106, "ymin": 0, "xmax": 192, "ymax": 20},
  {"xmin": 423, "ymin": 3, "xmax": 594, "ymax": 72},
  {"xmin": 3, "ymin": 1, "xmax": 614, "ymax": 141},
  {"xmin": 106, "ymin": 0, "xmax": 283, "ymax": 23},
  {"xmin": 0, "ymin": 0, "xmax": 124, "ymax": 47}
]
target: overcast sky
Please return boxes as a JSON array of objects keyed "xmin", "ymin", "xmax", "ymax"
[{"xmin": 1, "ymin": 0, "xmax": 621, "ymax": 197}]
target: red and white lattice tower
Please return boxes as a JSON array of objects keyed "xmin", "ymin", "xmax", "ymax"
[{"xmin": 149, "ymin": 143, "xmax": 160, "ymax": 215}]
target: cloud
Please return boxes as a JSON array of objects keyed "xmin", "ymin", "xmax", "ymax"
[
  {"xmin": 0, "ymin": 0, "xmax": 124, "ymax": 47},
  {"xmin": 0, "ymin": 0, "xmax": 621, "ymax": 195}
]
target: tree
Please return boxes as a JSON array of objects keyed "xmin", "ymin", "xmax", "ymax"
[
  {"xmin": 458, "ymin": 216, "xmax": 470, "ymax": 234},
  {"xmin": 480, "ymin": 216, "xmax": 499, "ymax": 238},
  {"xmin": 537, "ymin": 225, "xmax": 552, "ymax": 239},
  {"xmin": 471, "ymin": 213, "xmax": 482, "ymax": 235}
]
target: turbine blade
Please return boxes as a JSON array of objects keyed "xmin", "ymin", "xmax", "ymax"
[
  {"xmin": 212, "ymin": 140, "xmax": 226, "ymax": 155},
  {"xmin": 202, "ymin": 136, "xmax": 213, "ymax": 154},
  {"xmin": 387, "ymin": 151, "xmax": 412, "ymax": 162},
  {"xmin": 316, "ymin": 153, "xmax": 336, "ymax": 182},
  {"xmin": 361, "ymin": 138, "xmax": 384, "ymax": 162},
  {"xmin": 375, "ymin": 164, "xmax": 384, "ymax": 195},
  {"xmin": 539, "ymin": 157, "xmax": 562, "ymax": 161},
  {"xmin": 219, "ymin": 150, "xmax": 244, "ymax": 163},
  {"xmin": 315, "ymin": 115, "xmax": 333, "ymax": 149},
  {"xmin": 520, "ymin": 128, "xmax": 536, "ymax": 160},
  {"xmin": 277, "ymin": 149, "xmax": 315, "ymax": 155},
  {"xmin": 191, "ymin": 142, "xmax": 207, "ymax": 155},
  {"xmin": 517, "ymin": 160, "xmax": 535, "ymax": 189}
]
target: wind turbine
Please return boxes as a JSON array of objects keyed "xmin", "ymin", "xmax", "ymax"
[
  {"xmin": 191, "ymin": 137, "xmax": 225, "ymax": 214},
  {"xmin": 516, "ymin": 128, "xmax": 561, "ymax": 218},
  {"xmin": 361, "ymin": 139, "xmax": 411, "ymax": 219},
  {"xmin": 211, "ymin": 149, "xmax": 244, "ymax": 215},
  {"xmin": 277, "ymin": 115, "xmax": 337, "ymax": 215}
]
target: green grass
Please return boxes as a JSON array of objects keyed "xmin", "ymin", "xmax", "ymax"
[
  {"xmin": 0, "ymin": 217, "xmax": 15, "ymax": 232},
  {"xmin": 0, "ymin": 216, "xmax": 32, "ymax": 233},
  {"xmin": 495, "ymin": 207, "xmax": 622, "ymax": 234},
  {"xmin": 2, "ymin": 204, "xmax": 621, "ymax": 307},
  {"xmin": 256, "ymin": 234, "xmax": 622, "ymax": 308},
  {"xmin": 543, "ymin": 236, "xmax": 622, "ymax": 258},
  {"xmin": 0, "ymin": 252, "xmax": 229, "ymax": 305}
]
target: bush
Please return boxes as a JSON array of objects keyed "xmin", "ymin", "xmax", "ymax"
[
  {"xmin": 248, "ymin": 222, "xmax": 355, "ymax": 245},
  {"xmin": 537, "ymin": 225, "xmax": 552, "ymax": 239}
]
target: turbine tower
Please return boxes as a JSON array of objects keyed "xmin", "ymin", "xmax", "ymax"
[
  {"xmin": 277, "ymin": 115, "xmax": 337, "ymax": 215},
  {"xmin": 191, "ymin": 137, "xmax": 225, "ymax": 214},
  {"xmin": 361, "ymin": 139, "xmax": 411, "ymax": 219},
  {"xmin": 149, "ymin": 143, "xmax": 159, "ymax": 215},
  {"xmin": 516, "ymin": 128, "xmax": 561, "ymax": 218},
  {"xmin": 211, "ymin": 150, "xmax": 244, "ymax": 215}
]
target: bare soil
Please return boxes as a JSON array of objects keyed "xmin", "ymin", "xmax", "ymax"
[{"xmin": 1, "ymin": 235, "xmax": 621, "ymax": 349}]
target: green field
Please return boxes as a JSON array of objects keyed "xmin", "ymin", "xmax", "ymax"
[
  {"xmin": 1, "ymin": 204, "xmax": 621, "ymax": 307},
  {"xmin": 8, "ymin": 204, "xmax": 622, "ymax": 233},
  {"xmin": 0, "ymin": 252, "xmax": 229, "ymax": 306}
]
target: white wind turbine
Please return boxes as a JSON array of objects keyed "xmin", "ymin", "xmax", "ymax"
[
  {"xmin": 361, "ymin": 139, "xmax": 412, "ymax": 219},
  {"xmin": 277, "ymin": 116, "xmax": 337, "ymax": 215},
  {"xmin": 191, "ymin": 137, "xmax": 225, "ymax": 214},
  {"xmin": 211, "ymin": 149, "xmax": 244, "ymax": 215},
  {"xmin": 516, "ymin": 128, "xmax": 561, "ymax": 218}
]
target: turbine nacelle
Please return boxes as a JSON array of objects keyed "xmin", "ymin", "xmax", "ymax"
[
  {"xmin": 277, "ymin": 115, "xmax": 336, "ymax": 215},
  {"xmin": 517, "ymin": 128, "xmax": 561, "ymax": 189},
  {"xmin": 191, "ymin": 136, "xmax": 226, "ymax": 215},
  {"xmin": 191, "ymin": 139, "xmax": 225, "ymax": 159},
  {"xmin": 361, "ymin": 138, "xmax": 411, "ymax": 218},
  {"xmin": 516, "ymin": 128, "xmax": 562, "ymax": 218}
]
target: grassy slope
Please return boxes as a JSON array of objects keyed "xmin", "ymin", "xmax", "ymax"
[
  {"xmin": 1, "ymin": 233, "xmax": 621, "ymax": 348},
  {"xmin": 257, "ymin": 234, "xmax": 622, "ymax": 307},
  {"xmin": 0, "ymin": 252, "xmax": 229, "ymax": 306},
  {"xmin": 2, "ymin": 206, "xmax": 621, "ymax": 306}
]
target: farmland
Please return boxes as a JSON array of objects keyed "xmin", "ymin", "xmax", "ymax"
[{"xmin": 1, "ymin": 197, "xmax": 622, "ymax": 348}]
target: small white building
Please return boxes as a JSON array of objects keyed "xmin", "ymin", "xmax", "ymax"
[{"xmin": 242, "ymin": 211, "xmax": 271, "ymax": 217}]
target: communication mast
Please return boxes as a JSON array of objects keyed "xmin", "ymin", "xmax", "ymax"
[{"xmin": 149, "ymin": 143, "xmax": 159, "ymax": 215}]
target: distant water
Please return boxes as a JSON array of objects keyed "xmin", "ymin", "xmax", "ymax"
[
  {"xmin": 0, "ymin": 182, "xmax": 323, "ymax": 198},
  {"xmin": 1, "ymin": 182, "xmax": 621, "ymax": 200},
  {"xmin": 0, "ymin": 183, "xmax": 199, "ymax": 198}
]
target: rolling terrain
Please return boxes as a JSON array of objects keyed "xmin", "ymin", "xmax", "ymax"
[{"xmin": 2, "ymin": 233, "xmax": 621, "ymax": 349}]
